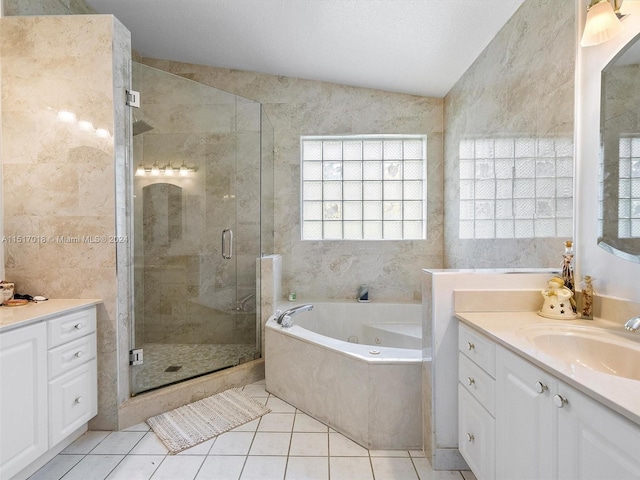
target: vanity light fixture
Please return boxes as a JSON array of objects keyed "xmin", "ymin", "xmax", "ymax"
[
  {"xmin": 134, "ymin": 162, "xmax": 198, "ymax": 176},
  {"xmin": 581, "ymin": 0, "xmax": 626, "ymax": 47}
]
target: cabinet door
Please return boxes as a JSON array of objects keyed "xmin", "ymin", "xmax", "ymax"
[
  {"xmin": 0, "ymin": 323, "xmax": 48, "ymax": 479},
  {"xmin": 459, "ymin": 384, "xmax": 495, "ymax": 480},
  {"xmin": 49, "ymin": 359, "xmax": 98, "ymax": 446},
  {"xmin": 496, "ymin": 347, "xmax": 556, "ymax": 480},
  {"xmin": 557, "ymin": 383, "xmax": 640, "ymax": 480}
]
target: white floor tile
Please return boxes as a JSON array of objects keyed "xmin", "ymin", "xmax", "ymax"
[
  {"xmin": 150, "ymin": 455, "xmax": 205, "ymax": 480},
  {"xmin": 370, "ymin": 457, "xmax": 419, "ymax": 480},
  {"xmin": 62, "ymin": 430, "xmax": 111, "ymax": 454},
  {"xmin": 292, "ymin": 413, "xmax": 328, "ymax": 433},
  {"xmin": 195, "ymin": 455, "xmax": 246, "ymax": 480},
  {"xmin": 265, "ymin": 396, "xmax": 296, "ymax": 413},
  {"xmin": 249, "ymin": 432, "xmax": 291, "ymax": 456},
  {"xmin": 178, "ymin": 438, "xmax": 216, "ymax": 455},
  {"xmin": 106, "ymin": 455, "xmax": 165, "ymax": 480},
  {"xmin": 91, "ymin": 431, "xmax": 147, "ymax": 455},
  {"xmin": 29, "ymin": 454, "xmax": 84, "ymax": 480},
  {"xmin": 257, "ymin": 413, "xmax": 295, "ymax": 432},
  {"xmin": 289, "ymin": 433, "xmax": 328, "ymax": 457},
  {"xmin": 209, "ymin": 432, "xmax": 255, "ymax": 455},
  {"xmin": 413, "ymin": 457, "xmax": 465, "ymax": 480},
  {"xmin": 231, "ymin": 418, "xmax": 260, "ymax": 432},
  {"xmin": 61, "ymin": 454, "xmax": 124, "ymax": 480},
  {"xmin": 242, "ymin": 384, "xmax": 268, "ymax": 397},
  {"xmin": 369, "ymin": 449, "xmax": 410, "ymax": 457},
  {"xmin": 130, "ymin": 432, "xmax": 170, "ymax": 455},
  {"xmin": 123, "ymin": 422, "xmax": 152, "ymax": 432},
  {"xmin": 328, "ymin": 432, "xmax": 368, "ymax": 457},
  {"xmin": 240, "ymin": 456, "xmax": 287, "ymax": 480},
  {"xmin": 329, "ymin": 457, "xmax": 374, "ymax": 480},
  {"xmin": 285, "ymin": 456, "xmax": 328, "ymax": 480}
]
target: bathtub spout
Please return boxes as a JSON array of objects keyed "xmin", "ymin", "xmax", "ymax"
[{"xmin": 276, "ymin": 304, "xmax": 314, "ymax": 327}]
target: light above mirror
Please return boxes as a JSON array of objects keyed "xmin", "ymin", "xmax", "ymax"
[{"xmin": 581, "ymin": 0, "xmax": 625, "ymax": 47}]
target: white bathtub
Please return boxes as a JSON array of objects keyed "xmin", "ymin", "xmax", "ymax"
[{"xmin": 265, "ymin": 301, "xmax": 428, "ymax": 450}]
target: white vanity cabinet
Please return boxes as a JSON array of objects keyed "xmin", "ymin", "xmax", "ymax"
[
  {"xmin": 0, "ymin": 303, "xmax": 98, "ymax": 479},
  {"xmin": 458, "ymin": 323, "xmax": 496, "ymax": 480},
  {"xmin": 460, "ymin": 320, "xmax": 640, "ymax": 480},
  {"xmin": 0, "ymin": 322, "xmax": 48, "ymax": 479}
]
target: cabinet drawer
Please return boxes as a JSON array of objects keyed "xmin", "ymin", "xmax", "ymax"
[
  {"xmin": 49, "ymin": 359, "xmax": 97, "ymax": 446},
  {"xmin": 48, "ymin": 308, "xmax": 96, "ymax": 348},
  {"xmin": 459, "ymin": 323, "xmax": 495, "ymax": 377},
  {"xmin": 459, "ymin": 384, "xmax": 495, "ymax": 480},
  {"xmin": 459, "ymin": 353, "xmax": 495, "ymax": 416},
  {"xmin": 48, "ymin": 333, "xmax": 96, "ymax": 378}
]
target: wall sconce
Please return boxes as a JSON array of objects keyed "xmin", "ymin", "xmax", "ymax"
[
  {"xmin": 135, "ymin": 162, "xmax": 198, "ymax": 176},
  {"xmin": 581, "ymin": 0, "xmax": 626, "ymax": 47}
]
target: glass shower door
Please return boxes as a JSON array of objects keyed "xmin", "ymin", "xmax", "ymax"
[{"xmin": 129, "ymin": 62, "xmax": 261, "ymax": 395}]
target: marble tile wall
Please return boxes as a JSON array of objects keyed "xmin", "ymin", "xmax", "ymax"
[
  {"xmin": 3, "ymin": 0, "xmax": 95, "ymax": 15},
  {"xmin": 140, "ymin": 58, "xmax": 445, "ymax": 302},
  {"xmin": 443, "ymin": 0, "xmax": 575, "ymax": 269},
  {"xmin": 0, "ymin": 15, "xmax": 130, "ymax": 430}
]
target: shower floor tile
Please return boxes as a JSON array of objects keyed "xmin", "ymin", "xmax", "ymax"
[
  {"xmin": 29, "ymin": 382, "xmax": 475, "ymax": 480},
  {"xmin": 130, "ymin": 343, "xmax": 258, "ymax": 394}
]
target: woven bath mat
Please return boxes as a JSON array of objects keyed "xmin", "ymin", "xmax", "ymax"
[{"xmin": 146, "ymin": 387, "xmax": 271, "ymax": 454}]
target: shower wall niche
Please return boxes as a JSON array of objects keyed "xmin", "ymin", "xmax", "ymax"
[{"xmin": 130, "ymin": 62, "xmax": 271, "ymax": 395}]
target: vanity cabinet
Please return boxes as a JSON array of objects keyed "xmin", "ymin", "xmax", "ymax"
[
  {"xmin": 0, "ymin": 305, "xmax": 97, "ymax": 479},
  {"xmin": 458, "ymin": 323, "xmax": 496, "ymax": 480},
  {"xmin": 0, "ymin": 322, "xmax": 48, "ymax": 479},
  {"xmin": 460, "ymin": 321, "xmax": 640, "ymax": 480}
]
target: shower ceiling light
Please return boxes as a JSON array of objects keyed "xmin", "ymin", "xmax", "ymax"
[{"xmin": 581, "ymin": 0, "xmax": 626, "ymax": 47}]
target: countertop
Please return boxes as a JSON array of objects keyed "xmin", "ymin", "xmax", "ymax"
[
  {"xmin": 0, "ymin": 299, "xmax": 102, "ymax": 332},
  {"xmin": 455, "ymin": 311, "xmax": 640, "ymax": 426}
]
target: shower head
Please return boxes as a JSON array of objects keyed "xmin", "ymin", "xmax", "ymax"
[{"xmin": 132, "ymin": 116, "xmax": 154, "ymax": 136}]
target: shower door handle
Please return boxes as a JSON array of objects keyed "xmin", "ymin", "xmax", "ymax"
[{"xmin": 222, "ymin": 228, "xmax": 233, "ymax": 259}]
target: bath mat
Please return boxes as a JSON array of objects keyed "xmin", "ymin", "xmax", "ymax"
[{"xmin": 146, "ymin": 387, "xmax": 270, "ymax": 454}]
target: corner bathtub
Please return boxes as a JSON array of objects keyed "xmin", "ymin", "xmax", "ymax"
[{"xmin": 265, "ymin": 301, "xmax": 428, "ymax": 450}]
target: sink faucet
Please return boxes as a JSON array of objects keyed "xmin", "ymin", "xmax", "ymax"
[
  {"xmin": 276, "ymin": 304, "xmax": 314, "ymax": 327},
  {"xmin": 624, "ymin": 316, "xmax": 640, "ymax": 332}
]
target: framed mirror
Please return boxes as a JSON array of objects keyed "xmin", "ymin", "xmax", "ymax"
[{"xmin": 599, "ymin": 32, "xmax": 640, "ymax": 263}]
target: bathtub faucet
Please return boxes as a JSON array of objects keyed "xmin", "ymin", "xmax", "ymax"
[{"xmin": 276, "ymin": 304, "xmax": 314, "ymax": 327}]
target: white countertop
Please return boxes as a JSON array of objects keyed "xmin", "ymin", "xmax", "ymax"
[
  {"xmin": 0, "ymin": 299, "xmax": 102, "ymax": 332},
  {"xmin": 455, "ymin": 311, "xmax": 640, "ymax": 426}
]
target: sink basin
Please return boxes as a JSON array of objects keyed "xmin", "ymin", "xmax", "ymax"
[{"xmin": 516, "ymin": 325, "xmax": 640, "ymax": 381}]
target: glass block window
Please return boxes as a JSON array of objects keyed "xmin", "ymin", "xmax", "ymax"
[
  {"xmin": 618, "ymin": 137, "xmax": 640, "ymax": 238},
  {"xmin": 459, "ymin": 137, "xmax": 573, "ymax": 239},
  {"xmin": 301, "ymin": 135, "xmax": 427, "ymax": 240}
]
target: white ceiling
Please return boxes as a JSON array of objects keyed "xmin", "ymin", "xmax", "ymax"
[{"xmin": 85, "ymin": 0, "xmax": 524, "ymax": 98}]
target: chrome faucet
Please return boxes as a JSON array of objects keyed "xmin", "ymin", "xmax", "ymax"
[
  {"xmin": 276, "ymin": 304, "xmax": 314, "ymax": 327},
  {"xmin": 624, "ymin": 316, "xmax": 640, "ymax": 332}
]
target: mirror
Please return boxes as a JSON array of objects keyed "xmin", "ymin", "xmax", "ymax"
[{"xmin": 599, "ymin": 32, "xmax": 640, "ymax": 263}]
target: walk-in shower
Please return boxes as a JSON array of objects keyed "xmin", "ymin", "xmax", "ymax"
[{"xmin": 128, "ymin": 62, "xmax": 274, "ymax": 395}]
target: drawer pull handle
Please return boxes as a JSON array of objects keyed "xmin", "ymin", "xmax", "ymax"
[
  {"xmin": 467, "ymin": 377, "xmax": 475, "ymax": 386},
  {"xmin": 74, "ymin": 323, "xmax": 83, "ymax": 330},
  {"xmin": 75, "ymin": 396, "xmax": 83, "ymax": 404},
  {"xmin": 466, "ymin": 342, "xmax": 475, "ymax": 351},
  {"xmin": 75, "ymin": 351, "xmax": 83, "ymax": 358},
  {"xmin": 553, "ymin": 394, "xmax": 568, "ymax": 408},
  {"xmin": 466, "ymin": 433, "xmax": 474, "ymax": 442},
  {"xmin": 535, "ymin": 381, "xmax": 548, "ymax": 394}
]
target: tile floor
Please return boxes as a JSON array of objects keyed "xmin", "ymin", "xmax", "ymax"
[{"xmin": 29, "ymin": 380, "xmax": 475, "ymax": 480}]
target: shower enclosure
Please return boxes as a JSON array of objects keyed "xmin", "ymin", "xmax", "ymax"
[{"xmin": 129, "ymin": 62, "xmax": 274, "ymax": 395}]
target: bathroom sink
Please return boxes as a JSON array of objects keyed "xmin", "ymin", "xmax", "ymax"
[{"xmin": 516, "ymin": 325, "xmax": 640, "ymax": 381}]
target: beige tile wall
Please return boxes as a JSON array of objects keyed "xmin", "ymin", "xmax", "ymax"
[
  {"xmin": 1, "ymin": 15, "xmax": 130, "ymax": 430},
  {"xmin": 140, "ymin": 58, "xmax": 445, "ymax": 302},
  {"xmin": 443, "ymin": 0, "xmax": 576, "ymax": 269}
]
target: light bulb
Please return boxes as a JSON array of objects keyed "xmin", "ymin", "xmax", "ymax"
[
  {"xmin": 164, "ymin": 163, "xmax": 174, "ymax": 175},
  {"xmin": 151, "ymin": 163, "xmax": 160, "ymax": 176}
]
